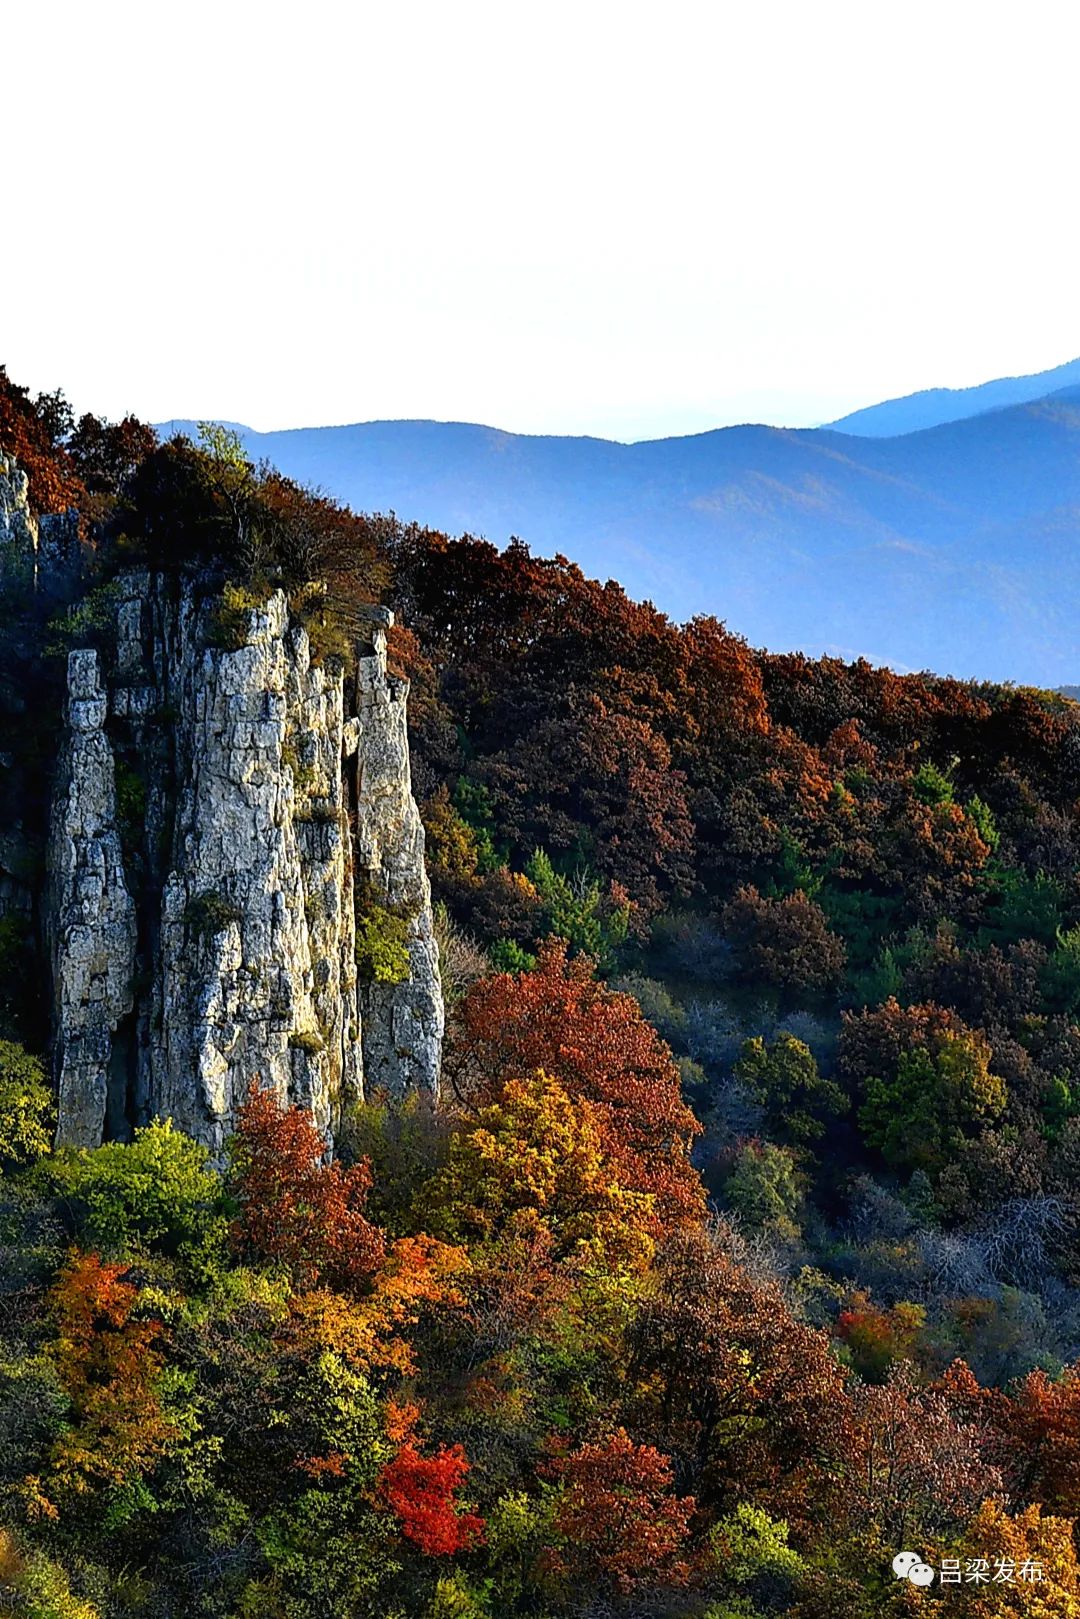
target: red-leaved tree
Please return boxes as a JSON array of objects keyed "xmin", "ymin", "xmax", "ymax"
[
  {"xmin": 545, "ymin": 1430, "xmax": 694, "ymax": 1596},
  {"xmin": 228, "ymin": 1084, "xmax": 385, "ymax": 1291},
  {"xmin": 379, "ymin": 1442, "xmax": 484, "ymax": 1555},
  {"xmin": 450, "ymin": 939, "xmax": 703, "ymax": 1230}
]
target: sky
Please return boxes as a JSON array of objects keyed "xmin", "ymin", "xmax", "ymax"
[{"xmin": 5, "ymin": 0, "xmax": 1080, "ymax": 441}]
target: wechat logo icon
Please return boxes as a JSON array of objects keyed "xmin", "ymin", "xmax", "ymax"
[{"xmin": 893, "ymin": 1551, "xmax": 936, "ymax": 1586}]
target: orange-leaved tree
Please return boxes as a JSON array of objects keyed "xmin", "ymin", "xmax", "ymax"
[
  {"xmin": 0, "ymin": 367, "xmax": 86, "ymax": 514},
  {"xmin": 422, "ymin": 1069, "xmax": 656, "ymax": 1272},
  {"xmin": 949, "ymin": 1501, "xmax": 1080, "ymax": 1615},
  {"xmin": 1000, "ymin": 1365, "xmax": 1080, "ymax": 1517},
  {"xmin": 281, "ymin": 1234, "xmax": 470, "ymax": 1376},
  {"xmin": 450, "ymin": 940, "xmax": 703, "ymax": 1230},
  {"xmin": 40, "ymin": 1252, "xmax": 174, "ymax": 1510}
]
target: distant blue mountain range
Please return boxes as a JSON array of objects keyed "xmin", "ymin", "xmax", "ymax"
[
  {"xmin": 158, "ymin": 362, "xmax": 1080, "ymax": 686},
  {"xmin": 827, "ymin": 356, "xmax": 1080, "ymax": 436}
]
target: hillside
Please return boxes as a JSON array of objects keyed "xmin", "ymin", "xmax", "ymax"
[
  {"xmin": 6, "ymin": 366, "xmax": 1080, "ymax": 1616},
  {"xmin": 160, "ymin": 390, "xmax": 1080, "ymax": 684}
]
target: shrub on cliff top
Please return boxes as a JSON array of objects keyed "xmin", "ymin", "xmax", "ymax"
[
  {"xmin": 0, "ymin": 366, "xmax": 87, "ymax": 515},
  {"xmin": 207, "ymin": 580, "xmax": 273, "ymax": 650},
  {"xmin": 115, "ymin": 427, "xmax": 386, "ymax": 638}
]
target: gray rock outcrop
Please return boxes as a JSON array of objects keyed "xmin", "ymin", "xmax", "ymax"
[
  {"xmin": 38, "ymin": 562, "xmax": 441, "ymax": 1153},
  {"xmin": 0, "ymin": 443, "xmax": 444, "ymax": 1152},
  {"xmin": 0, "ymin": 451, "xmax": 37, "ymax": 567},
  {"xmin": 352, "ymin": 608, "xmax": 444, "ymax": 1096},
  {"xmin": 0, "ymin": 453, "xmax": 80, "ymax": 594},
  {"xmin": 47, "ymin": 650, "xmax": 138, "ymax": 1146},
  {"xmin": 145, "ymin": 583, "xmax": 364, "ymax": 1152}
]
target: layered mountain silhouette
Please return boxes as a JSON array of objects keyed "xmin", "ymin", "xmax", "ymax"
[
  {"xmin": 827, "ymin": 355, "xmax": 1080, "ymax": 436},
  {"xmin": 160, "ymin": 380, "xmax": 1080, "ymax": 685}
]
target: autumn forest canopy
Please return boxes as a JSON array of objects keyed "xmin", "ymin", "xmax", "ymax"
[{"xmin": 4, "ymin": 364, "xmax": 1080, "ymax": 1615}]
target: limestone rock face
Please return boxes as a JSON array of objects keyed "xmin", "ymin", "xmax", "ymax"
[
  {"xmin": 0, "ymin": 455, "xmax": 80, "ymax": 595},
  {"xmin": 145, "ymin": 585, "xmax": 360, "ymax": 1153},
  {"xmin": 43, "ymin": 566, "xmax": 442, "ymax": 1154},
  {"xmin": 0, "ymin": 452, "xmax": 37, "ymax": 563},
  {"xmin": 47, "ymin": 650, "xmax": 138, "ymax": 1146},
  {"xmin": 352, "ymin": 610, "xmax": 444, "ymax": 1096}
]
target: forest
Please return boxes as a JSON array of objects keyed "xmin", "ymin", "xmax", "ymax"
[{"xmin": 2, "ymin": 364, "xmax": 1080, "ymax": 1615}]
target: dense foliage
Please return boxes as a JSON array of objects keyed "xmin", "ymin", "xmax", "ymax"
[{"xmin": 4, "ymin": 370, "xmax": 1080, "ymax": 1613}]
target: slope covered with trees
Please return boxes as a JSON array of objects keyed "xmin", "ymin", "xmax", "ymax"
[
  {"xmin": 157, "ymin": 392, "xmax": 1080, "ymax": 683},
  {"xmin": 3, "ymin": 366, "xmax": 1080, "ymax": 1615}
]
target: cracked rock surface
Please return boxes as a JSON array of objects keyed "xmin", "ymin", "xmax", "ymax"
[{"xmin": 42, "ymin": 568, "xmax": 441, "ymax": 1153}]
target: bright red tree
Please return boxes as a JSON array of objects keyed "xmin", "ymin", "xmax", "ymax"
[{"xmin": 378, "ymin": 1442, "xmax": 484, "ymax": 1555}]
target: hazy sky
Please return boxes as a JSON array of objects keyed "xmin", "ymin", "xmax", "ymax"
[{"xmin": 6, "ymin": 1, "xmax": 1079, "ymax": 440}]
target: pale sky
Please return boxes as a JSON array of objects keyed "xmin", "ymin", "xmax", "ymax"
[{"xmin": 5, "ymin": 0, "xmax": 1080, "ymax": 440}]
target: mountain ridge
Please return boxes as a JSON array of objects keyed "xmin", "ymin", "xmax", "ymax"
[
  {"xmin": 826, "ymin": 355, "xmax": 1080, "ymax": 437},
  {"xmin": 155, "ymin": 386, "xmax": 1080, "ymax": 685}
]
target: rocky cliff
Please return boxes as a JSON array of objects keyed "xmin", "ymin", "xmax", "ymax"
[
  {"xmin": 3, "ymin": 456, "xmax": 442, "ymax": 1154},
  {"xmin": 0, "ymin": 449, "xmax": 85, "ymax": 596},
  {"xmin": 0, "ymin": 451, "xmax": 36, "ymax": 560}
]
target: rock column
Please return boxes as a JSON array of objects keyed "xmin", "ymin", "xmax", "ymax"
[
  {"xmin": 48, "ymin": 650, "xmax": 137, "ymax": 1146},
  {"xmin": 352, "ymin": 606, "xmax": 444, "ymax": 1096}
]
